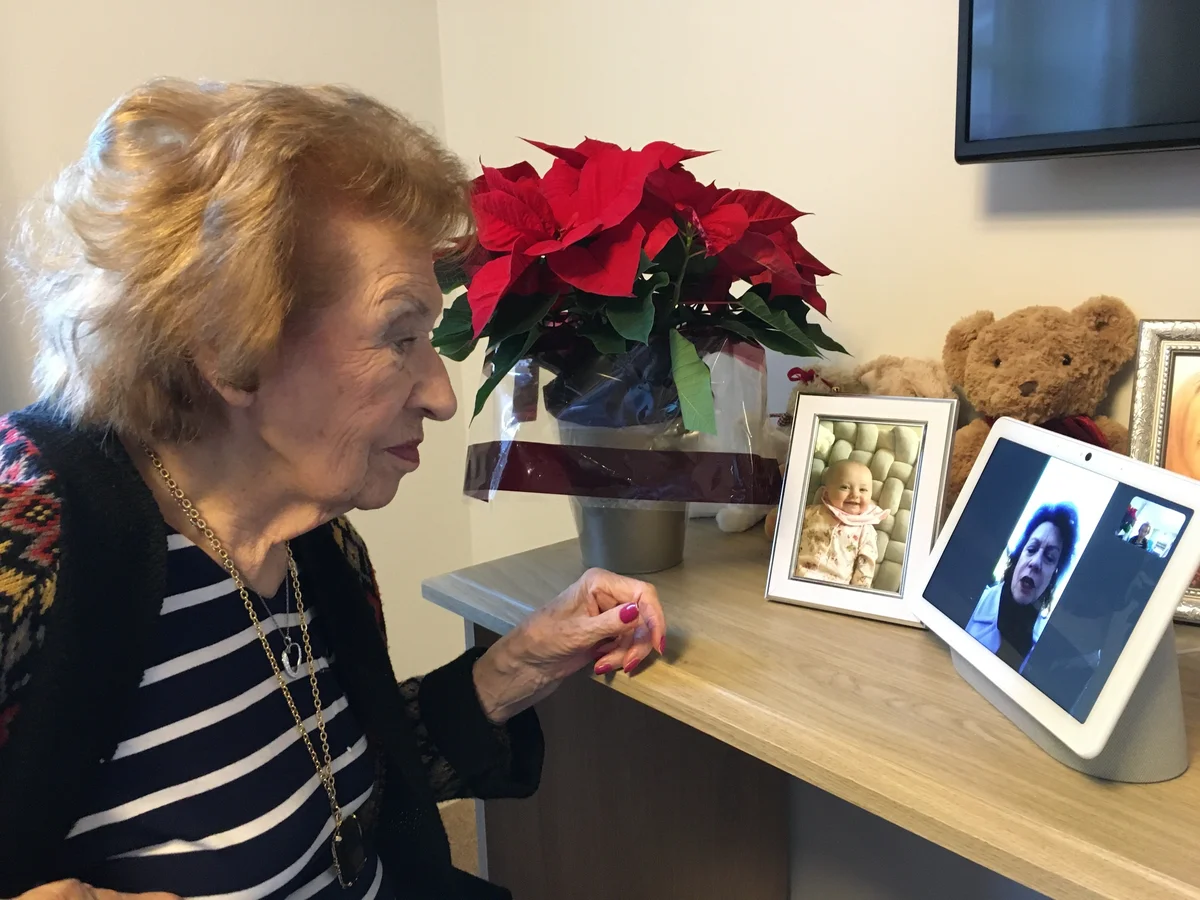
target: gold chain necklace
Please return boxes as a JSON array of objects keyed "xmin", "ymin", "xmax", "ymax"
[{"xmin": 143, "ymin": 444, "xmax": 366, "ymax": 889}]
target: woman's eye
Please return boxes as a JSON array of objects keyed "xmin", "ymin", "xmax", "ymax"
[
  {"xmin": 394, "ymin": 337, "xmax": 418, "ymax": 352},
  {"xmin": 1061, "ymin": 354, "xmax": 1072, "ymax": 366}
]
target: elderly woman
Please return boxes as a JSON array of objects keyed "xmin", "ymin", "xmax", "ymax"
[
  {"xmin": 0, "ymin": 80, "xmax": 666, "ymax": 900},
  {"xmin": 965, "ymin": 503, "xmax": 1079, "ymax": 671}
]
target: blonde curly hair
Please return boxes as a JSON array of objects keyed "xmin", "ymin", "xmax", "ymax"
[{"xmin": 8, "ymin": 78, "xmax": 472, "ymax": 441}]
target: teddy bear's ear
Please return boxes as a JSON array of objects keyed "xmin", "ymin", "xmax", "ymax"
[
  {"xmin": 1073, "ymin": 295, "xmax": 1137, "ymax": 369},
  {"xmin": 943, "ymin": 310, "xmax": 995, "ymax": 386}
]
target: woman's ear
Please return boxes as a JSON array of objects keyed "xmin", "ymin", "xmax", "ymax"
[{"xmin": 194, "ymin": 345, "xmax": 257, "ymax": 409}]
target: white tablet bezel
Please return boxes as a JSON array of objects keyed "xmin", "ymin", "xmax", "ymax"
[
  {"xmin": 766, "ymin": 395, "xmax": 958, "ymax": 627},
  {"xmin": 911, "ymin": 416, "xmax": 1200, "ymax": 759}
]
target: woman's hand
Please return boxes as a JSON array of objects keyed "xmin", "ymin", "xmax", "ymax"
[
  {"xmin": 16, "ymin": 881, "xmax": 180, "ymax": 900},
  {"xmin": 471, "ymin": 568, "xmax": 667, "ymax": 724}
]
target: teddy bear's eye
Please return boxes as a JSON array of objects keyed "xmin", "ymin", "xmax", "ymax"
[
  {"xmin": 992, "ymin": 358, "xmax": 1001, "ymax": 368},
  {"xmin": 1061, "ymin": 354, "xmax": 1072, "ymax": 366}
]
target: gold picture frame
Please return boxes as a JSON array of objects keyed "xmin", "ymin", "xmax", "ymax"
[{"xmin": 1129, "ymin": 319, "xmax": 1200, "ymax": 624}]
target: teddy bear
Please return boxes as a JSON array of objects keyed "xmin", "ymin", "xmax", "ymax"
[
  {"xmin": 855, "ymin": 355, "xmax": 955, "ymax": 401},
  {"xmin": 761, "ymin": 355, "xmax": 956, "ymax": 540},
  {"xmin": 942, "ymin": 295, "xmax": 1137, "ymax": 506}
]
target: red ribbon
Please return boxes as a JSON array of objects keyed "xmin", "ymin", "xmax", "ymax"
[{"xmin": 463, "ymin": 441, "xmax": 784, "ymax": 504}]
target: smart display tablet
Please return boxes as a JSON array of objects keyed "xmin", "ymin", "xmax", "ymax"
[{"xmin": 913, "ymin": 417, "xmax": 1200, "ymax": 759}]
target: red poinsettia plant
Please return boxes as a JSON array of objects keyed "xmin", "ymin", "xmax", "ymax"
[{"xmin": 433, "ymin": 137, "xmax": 843, "ymax": 433}]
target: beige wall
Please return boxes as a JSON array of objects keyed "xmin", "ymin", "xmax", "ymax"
[{"xmin": 0, "ymin": 0, "xmax": 471, "ymax": 677}]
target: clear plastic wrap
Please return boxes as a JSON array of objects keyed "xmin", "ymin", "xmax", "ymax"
[{"xmin": 462, "ymin": 335, "xmax": 783, "ymax": 513}]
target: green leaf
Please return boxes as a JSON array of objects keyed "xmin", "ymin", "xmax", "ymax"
[
  {"xmin": 737, "ymin": 289, "xmax": 822, "ymax": 357},
  {"xmin": 653, "ymin": 233, "xmax": 688, "ymax": 276},
  {"xmin": 484, "ymin": 292, "xmax": 557, "ymax": 342},
  {"xmin": 804, "ymin": 322, "xmax": 849, "ymax": 355},
  {"xmin": 772, "ymin": 295, "xmax": 811, "ymax": 326},
  {"xmin": 432, "ymin": 293, "xmax": 476, "ymax": 352},
  {"xmin": 607, "ymin": 297, "xmax": 653, "ymax": 344},
  {"xmin": 669, "ymin": 329, "xmax": 717, "ymax": 435},
  {"xmin": 580, "ymin": 321, "xmax": 628, "ymax": 356},
  {"xmin": 573, "ymin": 292, "xmax": 611, "ymax": 313},
  {"xmin": 434, "ymin": 257, "xmax": 470, "ymax": 293},
  {"xmin": 717, "ymin": 316, "xmax": 820, "ymax": 358},
  {"xmin": 472, "ymin": 329, "xmax": 541, "ymax": 420},
  {"xmin": 438, "ymin": 335, "xmax": 477, "ymax": 362},
  {"xmin": 747, "ymin": 294, "xmax": 846, "ymax": 354},
  {"xmin": 683, "ymin": 252, "xmax": 719, "ymax": 279},
  {"xmin": 608, "ymin": 272, "xmax": 667, "ymax": 344}
]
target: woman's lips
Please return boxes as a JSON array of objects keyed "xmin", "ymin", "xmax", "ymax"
[
  {"xmin": 1018, "ymin": 575, "xmax": 1036, "ymax": 592},
  {"xmin": 386, "ymin": 442, "xmax": 421, "ymax": 465}
]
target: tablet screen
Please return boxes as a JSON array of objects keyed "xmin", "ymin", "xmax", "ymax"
[{"xmin": 923, "ymin": 438, "xmax": 1194, "ymax": 722}]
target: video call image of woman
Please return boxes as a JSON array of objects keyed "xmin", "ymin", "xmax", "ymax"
[{"xmin": 965, "ymin": 504, "xmax": 1079, "ymax": 672}]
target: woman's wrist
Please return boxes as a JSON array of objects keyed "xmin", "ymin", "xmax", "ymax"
[{"xmin": 471, "ymin": 635, "xmax": 550, "ymax": 726}]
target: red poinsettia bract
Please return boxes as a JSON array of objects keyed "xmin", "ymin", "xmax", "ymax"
[{"xmin": 465, "ymin": 138, "xmax": 831, "ymax": 337}]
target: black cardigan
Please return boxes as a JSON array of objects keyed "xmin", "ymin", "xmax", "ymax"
[{"xmin": 0, "ymin": 405, "xmax": 543, "ymax": 899}]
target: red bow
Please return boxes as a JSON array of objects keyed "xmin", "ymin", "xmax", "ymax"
[{"xmin": 983, "ymin": 415, "xmax": 1110, "ymax": 451}]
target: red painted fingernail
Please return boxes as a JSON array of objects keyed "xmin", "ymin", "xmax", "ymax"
[
  {"xmin": 624, "ymin": 657, "xmax": 642, "ymax": 674},
  {"xmin": 619, "ymin": 603, "xmax": 640, "ymax": 624},
  {"xmin": 594, "ymin": 663, "xmax": 614, "ymax": 676}
]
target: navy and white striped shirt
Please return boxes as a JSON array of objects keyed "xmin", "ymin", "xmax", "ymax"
[{"xmin": 61, "ymin": 531, "xmax": 394, "ymax": 900}]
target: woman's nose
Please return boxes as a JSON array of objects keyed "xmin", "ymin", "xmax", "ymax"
[{"xmin": 413, "ymin": 344, "xmax": 458, "ymax": 421}]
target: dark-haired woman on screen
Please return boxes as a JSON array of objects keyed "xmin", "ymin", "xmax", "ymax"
[{"xmin": 966, "ymin": 503, "xmax": 1080, "ymax": 670}]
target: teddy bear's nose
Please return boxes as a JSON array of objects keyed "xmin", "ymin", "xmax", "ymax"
[{"xmin": 1019, "ymin": 380, "xmax": 1038, "ymax": 397}]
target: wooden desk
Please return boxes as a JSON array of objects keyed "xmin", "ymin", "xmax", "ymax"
[{"xmin": 423, "ymin": 522, "xmax": 1200, "ymax": 900}]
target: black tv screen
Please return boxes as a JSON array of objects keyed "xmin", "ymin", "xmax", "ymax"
[{"xmin": 956, "ymin": 0, "xmax": 1200, "ymax": 162}]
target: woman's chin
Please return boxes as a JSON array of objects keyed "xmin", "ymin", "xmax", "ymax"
[{"xmin": 349, "ymin": 471, "xmax": 405, "ymax": 511}]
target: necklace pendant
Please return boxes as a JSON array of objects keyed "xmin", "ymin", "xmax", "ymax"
[
  {"xmin": 332, "ymin": 813, "xmax": 366, "ymax": 889},
  {"xmin": 281, "ymin": 641, "xmax": 303, "ymax": 679}
]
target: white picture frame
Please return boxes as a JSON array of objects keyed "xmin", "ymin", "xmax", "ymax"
[
  {"xmin": 911, "ymin": 417, "xmax": 1200, "ymax": 760},
  {"xmin": 766, "ymin": 395, "xmax": 958, "ymax": 627}
]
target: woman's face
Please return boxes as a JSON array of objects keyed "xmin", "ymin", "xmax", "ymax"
[
  {"xmin": 1139, "ymin": 522, "xmax": 1152, "ymax": 537},
  {"xmin": 1010, "ymin": 521, "xmax": 1063, "ymax": 605},
  {"xmin": 248, "ymin": 214, "xmax": 457, "ymax": 513}
]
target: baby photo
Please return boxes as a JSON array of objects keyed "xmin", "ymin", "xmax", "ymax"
[{"xmin": 791, "ymin": 418, "xmax": 927, "ymax": 596}]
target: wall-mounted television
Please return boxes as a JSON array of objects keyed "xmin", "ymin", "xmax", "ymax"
[{"xmin": 956, "ymin": 0, "xmax": 1200, "ymax": 163}]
